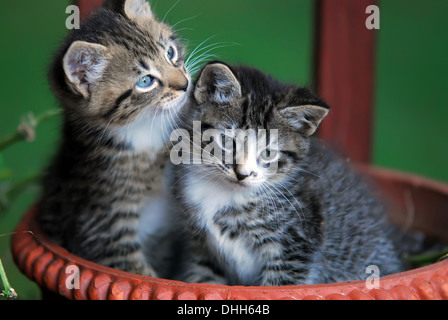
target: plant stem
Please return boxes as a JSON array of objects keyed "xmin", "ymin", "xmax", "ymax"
[
  {"xmin": 6, "ymin": 172, "xmax": 41, "ymax": 200},
  {"xmin": 35, "ymin": 108, "xmax": 62, "ymax": 122},
  {"xmin": 405, "ymin": 248, "xmax": 448, "ymax": 265},
  {"xmin": 0, "ymin": 108, "xmax": 62, "ymax": 151},
  {"xmin": 0, "ymin": 172, "xmax": 41, "ymax": 215},
  {"xmin": 0, "ymin": 133, "xmax": 22, "ymax": 151},
  {"xmin": 0, "ymin": 258, "xmax": 17, "ymax": 299}
]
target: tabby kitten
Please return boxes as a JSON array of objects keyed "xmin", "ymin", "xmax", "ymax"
[
  {"xmin": 170, "ymin": 62, "xmax": 402, "ymax": 285},
  {"xmin": 39, "ymin": 0, "xmax": 191, "ymax": 278}
]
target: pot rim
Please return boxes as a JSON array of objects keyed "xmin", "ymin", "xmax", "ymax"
[{"xmin": 11, "ymin": 166, "xmax": 448, "ymax": 300}]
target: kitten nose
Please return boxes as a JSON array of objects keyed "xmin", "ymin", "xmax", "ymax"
[
  {"xmin": 235, "ymin": 170, "xmax": 257, "ymax": 181},
  {"xmin": 167, "ymin": 69, "xmax": 189, "ymax": 92},
  {"xmin": 178, "ymin": 80, "xmax": 189, "ymax": 92}
]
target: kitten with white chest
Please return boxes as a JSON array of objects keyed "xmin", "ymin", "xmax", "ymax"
[
  {"xmin": 170, "ymin": 62, "xmax": 402, "ymax": 285},
  {"xmin": 39, "ymin": 0, "xmax": 191, "ymax": 278}
]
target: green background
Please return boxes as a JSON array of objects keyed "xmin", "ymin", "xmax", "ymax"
[{"xmin": 0, "ymin": 0, "xmax": 446, "ymax": 299}]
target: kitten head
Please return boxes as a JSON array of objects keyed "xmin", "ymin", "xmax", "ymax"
[
  {"xmin": 186, "ymin": 62, "xmax": 329, "ymax": 191},
  {"xmin": 50, "ymin": 0, "xmax": 191, "ymax": 143}
]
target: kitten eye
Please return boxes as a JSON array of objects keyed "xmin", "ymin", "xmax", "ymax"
[
  {"xmin": 167, "ymin": 46, "xmax": 177, "ymax": 62},
  {"xmin": 259, "ymin": 148, "xmax": 279, "ymax": 164},
  {"xmin": 136, "ymin": 75, "xmax": 156, "ymax": 90},
  {"xmin": 218, "ymin": 133, "xmax": 235, "ymax": 151}
]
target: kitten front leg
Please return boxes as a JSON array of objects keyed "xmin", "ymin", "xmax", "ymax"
[
  {"xmin": 183, "ymin": 261, "xmax": 227, "ymax": 285},
  {"xmin": 180, "ymin": 242, "xmax": 228, "ymax": 285},
  {"xmin": 73, "ymin": 209, "xmax": 159, "ymax": 278},
  {"xmin": 99, "ymin": 251, "xmax": 158, "ymax": 278},
  {"xmin": 258, "ymin": 248, "xmax": 309, "ymax": 286},
  {"xmin": 260, "ymin": 263, "xmax": 293, "ymax": 286}
]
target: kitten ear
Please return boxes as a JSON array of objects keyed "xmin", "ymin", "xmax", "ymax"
[
  {"xmin": 194, "ymin": 63, "xmax": 242, "ymax": 106},
  {"xmin": 124, "ymin": 0, "xmax": 153, "ymax": 20},
  {"xmin": 63, "ymin": 41, "xmax": 109, "ymax": 99},
  {"xmin": 103, "ymin": 0, "xmax": 127, "ymax": 14},
  {"xmin": 281, "ymin": 105, "xmax": 329, "ymax": 136}
]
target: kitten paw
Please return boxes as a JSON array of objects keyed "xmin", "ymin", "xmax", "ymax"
[{"xmin": 141, "ymin": 266, "xmax": 158, "ymax": 278}]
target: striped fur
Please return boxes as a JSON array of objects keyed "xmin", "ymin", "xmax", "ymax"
[
  {"xmin": 170, "ymin": 62, "xmax": 402, "ymax": 285},
  {"xmin": 39, "ymin": 0, "xmax": 190, "ymax": 278}
]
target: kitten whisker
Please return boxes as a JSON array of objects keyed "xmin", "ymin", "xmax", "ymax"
[
  {"xmin": 185, "ymin": 35, "xmax": 217, "ymax": 66},
  {"xmin": 260, "ymin": 182, "xmax": 286, "ymax": 225},
  {"xmin": 94, "ymin": 118, "xmax": 113, "ymax": 153},
  {"xmin": 187, "ymin": 54, "xmax": 220, "ymax": 75},
  {"xmin": 266, "ymin": 181, "xmax": 305, "ymax": 222},
  {"xmin": 186, "ymin": 42, "xmax": 237, "ymax": 70},
  {"xmin": 147, "ymin": 102, "xmax": 163, "ymax": 148},
  {"xmin": 187, "ymin": 41, "xmax": 232, "ymax": 65},
  {"xmin": 258, "ymin": 183, "xmax": 278, "ymax": 219},
  {"xmin": 297, "ymin": 167, "xmax": 324, "ymax": 180},
  {"xmin": 170, "ymin": 13, "xmax": 201, "ymax": 30},
  {"xmin": 171, "ymin": 27, "xmax": 193, "ymax": 35},
  {"xmin": 164, "ymin": 107, "xmax": 177, "ymax": 149},
  {"xmin": 161, "ymin": 0, "xmax": 182, "ymax": 23}
]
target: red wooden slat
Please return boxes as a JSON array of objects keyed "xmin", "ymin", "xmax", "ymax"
[
  {"xmin": 314, "ymin": 0, "xmax": 378, "ymax": 164},
  {"xmin": 76, "ymin": 0, "xmax": 104, "ymax": 20}
]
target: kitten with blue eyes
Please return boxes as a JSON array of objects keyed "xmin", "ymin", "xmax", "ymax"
[
  {"xmin": 38, "ymin": 0, "xmax": 191, "ymax": 277},
  {"xmin": 170, "ymin": 62, "xmax": 402, "ymax": 285}
]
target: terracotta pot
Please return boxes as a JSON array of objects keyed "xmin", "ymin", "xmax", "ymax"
[{"xmin": 10, "ymin": 166, "xmax": 448, "ymax": 300}]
